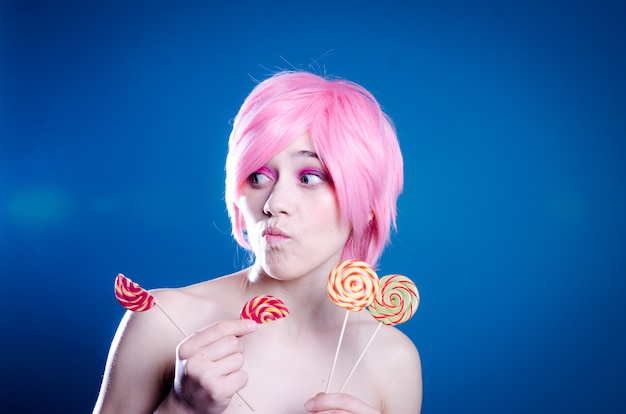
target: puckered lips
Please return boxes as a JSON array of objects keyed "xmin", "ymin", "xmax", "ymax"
[{"xmin": 262, "ymin": 226, "xmax": 290, "ymax": 246}]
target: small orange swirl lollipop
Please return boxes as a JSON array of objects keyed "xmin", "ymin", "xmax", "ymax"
[
  {"xmin": 240, "ymin": 295, "xmax": 289, "ymax": 324},
  {"xmin": 368, "ymin": 274, "xmax": 419, "ymax": 325},
  {"xmin": 327, "ymin": 259, "xmax": 379, "ymax": 312},
  {"xmin": 115, "ymin": 273, "xmax": 156, "ymax": 312}
]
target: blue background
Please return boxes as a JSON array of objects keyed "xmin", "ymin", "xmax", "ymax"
[{"xmin": 1, "ymin": 1, "xmax": 625, "ymax": 412}]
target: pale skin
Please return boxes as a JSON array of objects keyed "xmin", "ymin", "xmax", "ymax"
[{"xmin": 93, "ymin": 134, "xmax": 422, "ymax": 414}]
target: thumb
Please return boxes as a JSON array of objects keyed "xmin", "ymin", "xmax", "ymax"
[{"xmin": 304, "ymin": 392, "xmax": 325, "ymax": 411}]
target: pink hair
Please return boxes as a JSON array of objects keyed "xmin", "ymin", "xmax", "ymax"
[{"xmin": 225, "ymin": 71, "xmax": 403, "ymax": 267}]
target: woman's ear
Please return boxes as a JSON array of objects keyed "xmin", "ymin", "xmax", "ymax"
[
  {"xmin": 233, "ymin": 205, "xmax": 247, "ymax": 243},
  {"xmin": 237, "ymin": 211, "xmax": 246, "ymax": 233}
]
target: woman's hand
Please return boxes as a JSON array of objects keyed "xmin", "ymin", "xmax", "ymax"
[
  {"xmin": 304, "ymin": 392, "xmax": 381, "ymax": 414},
  {"xmin": 165, "ymin": 319, "xmax": 257, "ymax": 414}
]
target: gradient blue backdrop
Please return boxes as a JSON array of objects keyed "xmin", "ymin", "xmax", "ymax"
[{"xmin": 1, "ymin": 1, "xmax": 625, "ymax": 413}]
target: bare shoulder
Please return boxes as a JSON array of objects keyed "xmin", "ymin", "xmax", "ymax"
[
  {"xmin": 374, "ymin": 324, "xmax": 420, "ymax": 361},
  {"xmin": 149, "ymin": 270, "xmax": 249, "ymax": 334},
  {"xmin": 369, "ymin": 325, "xmax": 422, "ymax": 413}
]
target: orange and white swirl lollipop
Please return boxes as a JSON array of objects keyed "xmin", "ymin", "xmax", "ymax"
[
  {"xmin": 115, "ymin": 273, "xmax": 156, "ymax": 312},
  {"xmin": 325, "ymin": 259, "xmax": 379, "ymax": 392},
  {"xmin": 368, "ymin": 274, "xmax": 419, "ymax": 325},
  {"xmin": 241, "ymin": 295, "xmax": 289, "ymax": 324},
  {"xmin": 327, "ymin": 259, "xmax": 379, "ymax": 312}
]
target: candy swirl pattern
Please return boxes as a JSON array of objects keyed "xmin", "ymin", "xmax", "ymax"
[
  {"xmin": 240, "ymin": 295, "xmax": 289, "ymax": 324},
  {"xmin": 115, "ymin": 273, "xmax": 156, "ymax": 312},
  {"xmin": 368, "ymin": 274, "xmax": 419, "ymax": 325},
  {"xmin": 327, "ymin": 259, "xmax": 379, "ymax": 312}
]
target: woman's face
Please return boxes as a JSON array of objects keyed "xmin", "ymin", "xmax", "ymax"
[{"xmin": 238, "ymin": 133, "xmax": 351, "ymax": 282}]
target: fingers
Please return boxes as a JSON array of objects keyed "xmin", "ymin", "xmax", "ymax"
[
  {"xmin": 184, "ymin": 344, "xmax": 245, "ymax": 378},
  {"xmin": 178, "ymin": 319, "xmax": 257, "ymax": 359},
  {"xmin": 305, "ymin": 392, "xmax": 380, "ymax": 414},
  {"xmin": 177, "ymin": 319, "xmax": 257, "ymax": 381},
  {"xmin": 172, "ymin": 319, "xmax": 257, "ymax": 410}
]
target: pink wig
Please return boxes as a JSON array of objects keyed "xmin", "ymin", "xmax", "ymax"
[{"xmin": 225, "ymin": 71, "xmax": 403, "ymax": 267}]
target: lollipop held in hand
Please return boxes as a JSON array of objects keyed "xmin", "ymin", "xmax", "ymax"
[
  {"xmin": 113, "ymin": 273, "xmax": 254, "ymax": 411},
  {"xmin": 327, "ymin": 259, "xmax": 379, "ymax": 312},
  {"xmin": 115, "ymin": 273, "xmax": 156, "ymax": 312},
  {"xmin": 369, "ymin": 274, "xmax": 419, "ymax": 325},
  {"xmin": 241, "ymin": 295, "xmax": 289, "ymax": 324}
]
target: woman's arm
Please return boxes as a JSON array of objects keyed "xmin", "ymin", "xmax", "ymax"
[
  {"xmin": 93, "ymin": 306, "xmax": 181, "ymax": 414},
  {"xmin": 378, "ymin": 329, "xmax": 422, "ymax": 413}
]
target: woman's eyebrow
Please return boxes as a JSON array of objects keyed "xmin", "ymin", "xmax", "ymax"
[{"xmin": 295, "ymin": 150, "xmax": 319, "ymax": 159}]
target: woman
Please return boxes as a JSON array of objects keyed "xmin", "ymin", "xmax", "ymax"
[{"xmin": 94, "ymin": 71, "xmax": 422, "ymax": 413}]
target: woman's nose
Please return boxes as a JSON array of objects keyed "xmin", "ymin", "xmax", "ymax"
[{"xmin": 263, "ymin": 179, "xmax": 293, "ymax": 216}]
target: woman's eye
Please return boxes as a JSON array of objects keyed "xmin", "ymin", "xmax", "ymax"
[
  {"xmin": 248, "ymin": 172, "xmax": 271, "ymax": 187},
  {"xmin": 300, "ymin": 172, "xmax": 326, "ymax": 185}
]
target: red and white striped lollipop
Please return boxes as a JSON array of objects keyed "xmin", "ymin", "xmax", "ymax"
[
  {"xmin": 240, "ymin": 295, "xmax": 289, "ymax": 324},
  {"xmin": 115, "ymin": 273, "xmax": 155, "ymax": 312},
  {"xmin": 368, "ymin": 274, "xmax": 419, "ymax": 325}
]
